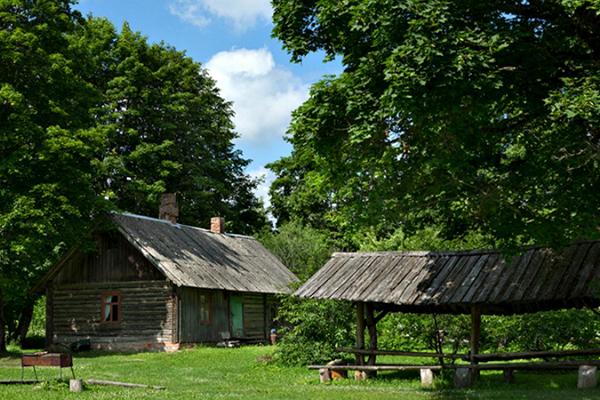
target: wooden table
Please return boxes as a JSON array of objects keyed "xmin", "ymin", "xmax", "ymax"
[{"xmin": 21, "ymin": 352, "xmax": 75, "ymax": 381}]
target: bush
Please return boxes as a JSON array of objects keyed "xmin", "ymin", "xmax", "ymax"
[{"xmin": 274, "ymin": 295, "xmax": 355, "ymax": 366}]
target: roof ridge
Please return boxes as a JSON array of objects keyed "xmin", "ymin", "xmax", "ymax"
[{"xmin": 113, "ymin": 211, "xmax": 255, "ymax": 239}]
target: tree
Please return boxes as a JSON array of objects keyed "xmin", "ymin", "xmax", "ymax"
[
  {"xmin": 0, "ymin": 0, "xmax": 107, "ymax": 351},
  {"xmin": 77, "ymin": 19, "xmax": 268, "ymax": 234},
  {"xmin": 270, "ymin": 0, "xmax": 600, "ymax": 249}
]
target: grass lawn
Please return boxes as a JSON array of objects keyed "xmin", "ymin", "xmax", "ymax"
[{"xmin": 0, "ymin": 345, "xmax": 598, "ymax": 399}]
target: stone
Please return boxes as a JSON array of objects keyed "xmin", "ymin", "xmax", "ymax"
[
  {"xmin": 578, "ymin": 365, "xmax": 597, "ymax": 389},
  {"xmin": 69, "ymin": 379, "xmax": 84, "ymax": 392},
  {"xmin": 454, "ymin": 367, "xmax": 473, "ymax": 388},
  {"xmin": 420, "ymin": 368, "xmax": 434, "ymax": 388},
  {"xmin": 354, "ymin": 370, "xmax": 368, "ymax": 381},
  {"xmin": 319, "ymin": 368, "xmax": 331, "ymax": 383}
]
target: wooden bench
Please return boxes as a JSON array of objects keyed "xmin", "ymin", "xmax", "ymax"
[
  {"xmin": 21, "ymin": 352, "xmax": 75, "ymax": 381},
  {"xmin": 318, "ymin": 347, "xmax": 600, "ymax": 388}
]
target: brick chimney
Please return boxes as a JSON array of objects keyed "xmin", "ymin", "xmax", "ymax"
[
  {"xmin": 158, "ymin": 193, "xmax": 179, "ymax": 224},
  {"xmin": 210, "ymin": 217, "xmax": 225, "ymax": 234}
]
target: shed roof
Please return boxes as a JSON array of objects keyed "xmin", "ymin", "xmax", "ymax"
[
  {"xmin": 295, "ymin": 241, "xmax": 600, "ymax": 314},
  {"xmin": 111, "ymin": 213, "xmax": 297, "ymax": 294}
]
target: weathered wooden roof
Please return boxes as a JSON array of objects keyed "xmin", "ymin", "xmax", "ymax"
[
  {"xmin": 295, "ymin": 241, "xmax": 600, "ymax": 314},
  {"xmin": 111, "ymin": 213, "xmax": 297, "ymax": 294}
]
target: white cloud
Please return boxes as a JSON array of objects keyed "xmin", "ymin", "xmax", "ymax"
[
  {"xmin": 168, "ymin": 0, "xmax": 271, "ymax": 30},
  {"xmin": 206, "ymin": 48, "xmax": 309, "ymax": 143},
  {"xmin": 249, "ymin": 167, "xmax": 275, "ymax": 210}
]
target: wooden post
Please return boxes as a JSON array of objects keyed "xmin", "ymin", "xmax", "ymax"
[
  {"xmin": 356, "ymin": 303, "xmax": 365, "ymax": 366},
  {"xmin": 470, "ymin": 306, "xmax": 481, "ymax": 380},
  {"xmin": 365, "ymin": 303, "xmax": 378, "ymax": 378}
]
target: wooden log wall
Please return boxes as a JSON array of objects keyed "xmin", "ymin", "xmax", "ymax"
[
  {"xmin": 50, "ymin": 280, "xmax": 176, "ymax": 351},
  {"xmin": 54, "ymin": 233, "xmax": 164, "ymax": 285},
  {"xmin": 179, "ymin": 288, "xmax": 228, "ymax": 343},
  {"xmin": 242, "ymin": 293, "xmax": 267, "ymax": 340}
]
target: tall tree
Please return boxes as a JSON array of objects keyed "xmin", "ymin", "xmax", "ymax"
[
  {"xmin": 78, "ymin": 19, "xmax": 268, "ymax": 234},
  {"xmin": 270, "ymin": 0, "xmax": 600, "ymax": 248},
  {"xmin": 0, "ymin": 0, "xmax": 106, "ymax": 351}
]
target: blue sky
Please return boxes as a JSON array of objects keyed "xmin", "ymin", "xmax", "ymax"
[{"xmin": 75, "ymin": 0, "xmax": 341, "ymax": 206}]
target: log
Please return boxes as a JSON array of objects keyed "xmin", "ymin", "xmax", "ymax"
[
  {"xmin": 85, "ymin": 379, "xmax": 165, "ymax": 390},
  {"xmin": 466, "ymin": 348, "xmax": 600, "ymax": 362},
  {"xmin": 336, "ymin": 347, "xmax": 465, "ymax": 359}
]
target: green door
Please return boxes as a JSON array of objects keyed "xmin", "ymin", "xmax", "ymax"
[{"xmin": 230, "ymin": 295, "xmax": 244, "ymax": 338}]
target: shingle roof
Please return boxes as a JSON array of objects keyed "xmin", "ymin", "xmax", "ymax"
[
  {"xmin": 112, "ymin": 213, "xmax": 297, "ymax": 294},
  {"xmin": 295, "ymin": 241, "xmax": 600, "ymax": 314}
]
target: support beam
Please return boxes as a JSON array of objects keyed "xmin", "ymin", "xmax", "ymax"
[
  {"xmin": 470, "ymin": 306, "xmax": 481, "ymax": 380},
  {"xmin": 365, "ymin": 303, "xmax": 378, "ymax": 377},
  {"xmin": 355, "ymin": 302, "xmax": 365, "ymax": 366}
]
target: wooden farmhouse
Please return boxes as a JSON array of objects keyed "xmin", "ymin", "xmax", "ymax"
[{"xmin": 35, "ymin": 196, "xmax": 297, "ymax": 351}]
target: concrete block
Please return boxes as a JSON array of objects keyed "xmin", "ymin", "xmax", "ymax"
[
  {"xmin": 420, "ymin": 368, "xmax": 434, "ymax": 388},
  {"xmin": 454, "ymin": 367, "xmax": 473, "ymax": 388},
  {"xmin": 578, "ymin": 365, "xmax": 597, "ymax": 389},
  {"xmin": 69, "ymin": 379, "xmax": 84, "ymax": 392}
]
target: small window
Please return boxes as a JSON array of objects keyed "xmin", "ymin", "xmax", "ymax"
[
  {"xmin": 101, "ymin": 292, "xmax": 121, "ymax": 323},
  {"xmin": 199, "ymin": 294, "xmax": 210, "ymax": 324}
]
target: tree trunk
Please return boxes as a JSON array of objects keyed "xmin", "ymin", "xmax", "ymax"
[
  {"xmin": 12, "ymin": 300, "xmax": 34, "ymax": 344},
  {"xmin": 0, "ymin": 291, "xmax": 7, "ymax": 354}
]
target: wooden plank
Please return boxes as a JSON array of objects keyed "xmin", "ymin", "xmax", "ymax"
[
  {"xmin": 572, "ymin": 242, "xmax": 600, "ymax": 297},
  {"xmin": 395, "ymin": 256, "xmax": 438, "ymax": 304},
  {"xmin": 461, "ymin": 253, "xmax": 500, "ymax": 303},
  {"xmin": 450, "ymin": 255, "xmax": 489, "ymax": 304},
  {"xmin": 508, "ymin": 249, "xmax": 547, "ymax": 302},
  {"xmin": 308, "ymin": 365, "xmax": 443, "ymax": 371},
  {"xmin": 496, "ymin": 248, "xmax": 536, "ymax": 304},
  {"xmin": 432, "ymin": 255, "xmax": 474, "ymax": 304},
  {"xmin": 419, "ymin": 256, "xmax": 461, "ymax": 304},
  {"xmin": 86, "ymin": 379, "xmax": 165, "ymax": 390},
  {"xmin": 388, "ymin": 256, "xmax": 429, "ymax": 304},
  {"xmin": 537, "ymin": 244, "xmax": 580, "ymax": 301},
  {"xmin": 555, "ymin": 242, "xmax": 593, "ymax": 299},
  {"xmin": 407, "ymin": 256, "xmax": 451, "ymax": 305},
  {"xmin": 352, "ymin": 254, "xmax": 399, "ymax": 302},
  {"xmin": 468, "ymin": 348, "xmax": 600, "ymax": 362},
  {"xmin": 371, "ymin": 255, "xmax": 417, "ymax": 303},
  {"xmin": 336, "ymin": 348, "xmax": 466, "ymax": 359}
]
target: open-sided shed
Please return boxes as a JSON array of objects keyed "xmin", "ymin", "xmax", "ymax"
[{"xmin": 296, "ymin": 241, "xmax": 600, "ymax": 379}]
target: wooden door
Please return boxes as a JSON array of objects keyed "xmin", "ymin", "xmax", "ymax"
[{"xmin": 229, "ymin": 295, "xmax": 244, "ymax": 338}]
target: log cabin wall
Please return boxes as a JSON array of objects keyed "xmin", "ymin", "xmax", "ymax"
[
  {"xmin": 179, "ymin": 287, "xmax": 229, "ymax": 343},
  {"xmin": 47, "ymin": 232, "xmax": 178, "ymax": 351}
]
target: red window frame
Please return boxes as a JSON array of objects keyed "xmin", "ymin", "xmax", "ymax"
[{"xmin": 100, "ymin": 291, "xmax": 122, "ymax": 323}]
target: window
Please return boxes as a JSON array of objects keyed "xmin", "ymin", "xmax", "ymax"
[
  {"xmin": 101, "ymin": 292, "xmax": 121, "ymax": 323},
  {"xmin": 199, "ymin": 294, "xmax": 210, "ymax": 324}
]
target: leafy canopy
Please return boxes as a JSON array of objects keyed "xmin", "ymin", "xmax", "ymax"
[{"xmin": 270, "ymin": 0, "xmax": 600, "ymax": 248}]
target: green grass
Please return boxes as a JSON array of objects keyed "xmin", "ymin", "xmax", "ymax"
[{"xmin": 0, "ymin": 346, "xmax": 598, "ymax": 399}]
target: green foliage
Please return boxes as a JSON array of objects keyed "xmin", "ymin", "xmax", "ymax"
[
  {"xmin": 0, "ymin": 0, "xmax": 268, "ymax": 349},
  {"xmin": 274, "ymin": 295, "xmax": 355, "ymax": 366},
  {"xmin": 270, "ymin": 0, "xmax": 600, "ymax": 249},
  {"xmin": 258, "ymin": 220, "xmax": 333, "ymax": 280}
]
